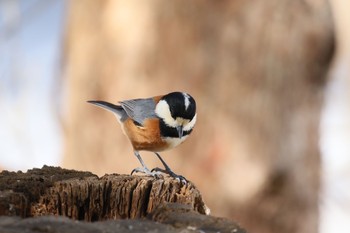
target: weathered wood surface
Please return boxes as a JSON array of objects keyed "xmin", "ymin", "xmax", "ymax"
[
  {"xmin": 0, "ymin": 204, "xmax": 245, "ymax": 233},
  {"xmin": 0, "ymin": 166, "xmax": 207, "ymax": 219},
  {"xmin": 0, "ymin": 166, "xmax": 246, "ymax": 233}
]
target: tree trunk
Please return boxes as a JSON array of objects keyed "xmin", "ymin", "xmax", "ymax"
[
  {"xmin": 0, "ymin": 166, "xmax": 246, "ymax": 233},
  {"xmin": 62, "ymin": 1, "xmax": 334, "ymax": 233},
  {"xmin": 0, "ymin": 166, "xmax": 207, "ymax": 219}
]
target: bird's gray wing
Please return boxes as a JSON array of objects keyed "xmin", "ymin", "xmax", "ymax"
[{"xmin": 119, "ymin": 97, "xmax": 157, "ymax": 125}]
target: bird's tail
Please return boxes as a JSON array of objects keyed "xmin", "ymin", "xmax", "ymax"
[{"xmin": 87, "ymin": 100, "xmax": 126, "ymax": 121}]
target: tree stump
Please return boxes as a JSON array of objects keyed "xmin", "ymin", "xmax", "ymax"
[{"xmin": 0, "ymin": 166, "xmax": 245, "ymax": 233}]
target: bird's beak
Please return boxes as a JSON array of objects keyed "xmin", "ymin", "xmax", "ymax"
[{"xmin": 176, "ymin": 125, "xmax": 183, "ymax": 139}]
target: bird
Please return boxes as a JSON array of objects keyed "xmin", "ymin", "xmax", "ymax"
[{"xmin": 87, "ymin": 91, "xmax": 197, "ymax": 183}]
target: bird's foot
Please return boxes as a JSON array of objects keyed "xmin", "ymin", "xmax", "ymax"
[
  {"xmin": 151, "ymin": 167, "xmax": 188, "ymax": 185},
  {"xmin": 131, "ymin": 167, "xmax": 163, "ymax": 179}
]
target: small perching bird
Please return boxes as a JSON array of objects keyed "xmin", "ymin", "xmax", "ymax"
[{"xmin": 88, "ymin": 92, "xmax": 197, "ymax": 183}]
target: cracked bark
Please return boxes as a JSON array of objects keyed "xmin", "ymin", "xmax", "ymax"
[
  {"xmin": 0, "ymin": 166, "xmax": 246, "ymax": 232},
  {"xmin": 0, "ymin": 166, "xmax": 207, "ymax": 220}
]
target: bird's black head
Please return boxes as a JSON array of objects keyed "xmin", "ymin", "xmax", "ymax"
[
  {"xmin": 163, "ymin": 92, "xmax": 196, "ymax": 121},
  {"xmin": 155, "ymin": 92, "xmax": 197, "ymax": 139}
]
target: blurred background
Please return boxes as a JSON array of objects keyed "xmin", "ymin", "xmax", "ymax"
[{"xmin": 0, "ymin": 0, "xmax": 349, "ymax": 233}]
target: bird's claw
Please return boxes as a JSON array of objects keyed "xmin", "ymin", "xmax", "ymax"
[
  {"xmin": 151, "ymin": 167, "xmax": 188, "ymax": 185},
  {"xmin": 131, "ymin": 167, "xmax": 163, "ymax": 179}
]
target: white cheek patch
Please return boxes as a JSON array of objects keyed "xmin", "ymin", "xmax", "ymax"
[
  {"xmin": 183, "ymin": 113, "xmax": 197, "ymax": 132},
  {"xmin": 156, "ymin": 99, "xmax": 197, "ymax": 131},
  {"xmin": 155, "ymin": 100, "xmax": 178, "ymax": 127}
]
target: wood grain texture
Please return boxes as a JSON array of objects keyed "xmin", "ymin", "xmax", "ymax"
[
  {"xmin": 0, "ymin": 166, "xmax": 207, "ymax": 220},
  {"xmin": 0, "ymin": 166, "xmax": 247, "ymax": 232}
]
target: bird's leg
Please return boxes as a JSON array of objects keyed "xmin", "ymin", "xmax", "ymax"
[
  {"xmin": 152, "ymin": 152, "xmax": 187, "ymax": 184},
  {"xmin": 131, "ymin": 151, "xmax": 162, "ymax": 178}
]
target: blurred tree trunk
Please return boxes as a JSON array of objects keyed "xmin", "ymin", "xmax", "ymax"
[{"xmin": 62, "ymin": 1, "xmax": 334, "ymax": 233}]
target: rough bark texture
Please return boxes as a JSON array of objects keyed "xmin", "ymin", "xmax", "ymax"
[
  {"xmin": 0, "ymin": 166, "xmax": 246, "ymax": 232},
  {"xmin": 0, "ymin": 166, "xmax": 207, "ymax": 219}
]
